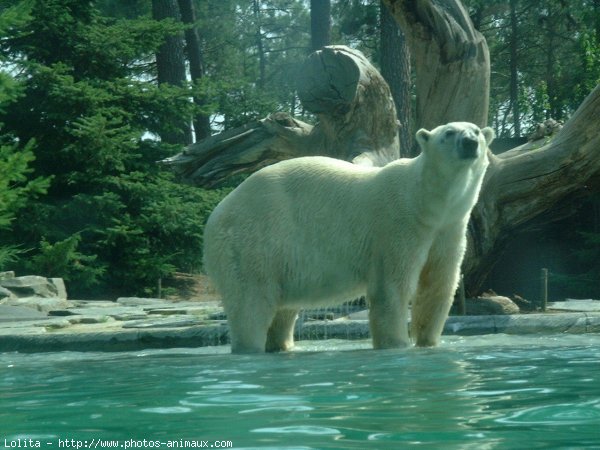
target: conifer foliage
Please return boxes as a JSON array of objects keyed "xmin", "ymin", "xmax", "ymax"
[{"xmin": 0, "ymin": 1, "xmax": 224, "ymax": 297}]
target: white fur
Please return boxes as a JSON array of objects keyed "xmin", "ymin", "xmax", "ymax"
[{"xmin": 204, "ymin": 122, "xmax": 493, "ymax": 353}]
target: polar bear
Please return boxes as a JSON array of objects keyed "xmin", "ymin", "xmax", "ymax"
[{"xmin": 203, "ymin": 122, "xmax": 493, "ymax": 353}]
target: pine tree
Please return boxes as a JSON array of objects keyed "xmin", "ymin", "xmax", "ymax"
[
  {"xmin": 0, "ymin": 2, "xmax": 49, "ymax": 269},
  {"xmin": 0, "ymin": 0, "xmax": 226, "ymax": 296}
]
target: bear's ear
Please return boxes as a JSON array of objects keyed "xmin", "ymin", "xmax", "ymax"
[
  {"xmin": 416, "ymin": 128, "xmax": 431, "ymax": 150},
  {"xmin": 482, "ymin": 127, "xmax": 495, "ymax": 146}
]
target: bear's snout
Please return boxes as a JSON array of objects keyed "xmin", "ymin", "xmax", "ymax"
[{"xmin": 458, "ymin": 134, "xmax": 479, "ymax": 159}]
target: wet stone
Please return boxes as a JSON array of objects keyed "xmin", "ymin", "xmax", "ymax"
[
  {"xmin": 0, "ymin": 305, "xmax": 48, "ymax": 322},
  {"xmin": 208, "ymin": 311, "xmax": 227, "ymax": 320},
  {"xmin": 117, "ymin": 297, "xmax": 165, "ymax": 307},
  {"xmin": 49, "ymin": 310, "xmax": 78, "ymax": 316},
  {"xmin": 0, "ymin": 286, "xmax": 14, "ymax": 300},
  {"xmin": 5, "ymin": 296, "xmax": 69, "ymax": 313},
  {"xmin": 43, "ymin": 319, "xmax": 72, "ymax": 330},
  {"xmin": 146, "ymin": 308, "xmax": 189, "ymax": 316},
  {"xmin": 68, "ymin": 316, "xmax": 109, "ymax": 325},
  {"xmin": 111, "ymin": 313, "xmax": 149, "ymax": 321},
  {"xmin": 121, "ymin": 316, "xmax": 202, "ymax": 329}
]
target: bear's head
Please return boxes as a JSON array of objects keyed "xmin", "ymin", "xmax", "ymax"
[{"xmin": 415, "ymin": 122, "xmax": 494, "ymax": 165}]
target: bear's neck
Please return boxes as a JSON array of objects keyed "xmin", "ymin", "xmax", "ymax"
[{"xmin": 414, "ymin": 153, "xmax": 487, "ymax": 228}]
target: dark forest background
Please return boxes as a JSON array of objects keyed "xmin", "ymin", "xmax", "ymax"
[{"xmin": 0, "ymin": 0, "xmax": 598, "ymax": 300}]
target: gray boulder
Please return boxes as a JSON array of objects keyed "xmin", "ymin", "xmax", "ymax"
[
  {"xmin": 50, "ymin": 278, "xmax": 68, "ymax": 299},
  {"xmin": 0, "ymin": 275, "xmax": 67, "ymax": 299},
  {"xmin": 465, "ymin": 295, "xmax": 520, "ymax": 315},
  {"xmin": 0, "ymin": 275, "xmax": 59, "ymax": 298}
]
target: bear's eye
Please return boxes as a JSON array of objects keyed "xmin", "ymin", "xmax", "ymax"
[{"xmin": 444, "ymin": 129, "xmax": 456, "ymax": 138}]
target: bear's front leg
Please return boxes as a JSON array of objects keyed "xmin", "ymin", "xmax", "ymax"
[
  {"xmin": 368, "ymin": 282, "xmax": 411, "ymax": 349},
  {"xmin": 411, "ymin": 226, "xmax": 466, "ymax": 347}
]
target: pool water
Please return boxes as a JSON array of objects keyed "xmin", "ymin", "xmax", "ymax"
[{"xmin": 2, "ymin": 334, "xmax": 600, "ymax": 449}]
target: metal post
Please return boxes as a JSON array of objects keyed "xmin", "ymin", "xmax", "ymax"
[
  {"xmin": 540, "ymin": 268, "xmax": 548, "ymax": 312},
  {"xmin": 458, "ymin": 274, "xmax": 466, "ymax": 315}
]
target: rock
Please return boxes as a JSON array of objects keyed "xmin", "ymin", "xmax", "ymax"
[
  {"xmin": 548, "ymin": 299, "xmax": 600, "ymax": 312},
  {"xmin": 512, "ymin": 294, "xmax": 536, "ymax": 311},
  {"xmin": 50, "ymin": 278, "xmax": 68, "ymax": 299},
  {"xmin": 5, "ymin": 296, "xmax": 69, "ymax": 313},
  {"xmin": 147, "ymin": 308, "xmax": 189, "ymax": 316},
  {"xmin": 116, "ymin": 297, "xmax": 165, "ymax": 307},
  {"xmin": 0, "ymin": 286, "xmax": 15, "ymax": 301},
  {"xmin": 0, "ymin": 271, "xmax": 15, "ymax": 280},
  {"xmin": 112, "ymin": 313, "xmax": 149, "ymax": 321},
  {"xmin": 465, "ymin": 295, "xmax": 520, "ymax": 315},
  {"xmin": 121, "ymin": 316, "xmax": 202, "ymax": 329},
  {"xmin": 68, "ymin": 316, "xmax": 109, "ymax": 325},
  {"xmin": 43, "ymin": 319, "xmax": 72, "ymax": 330},
  {"xmin": 0, "ymin": 275, "xmax": 59, "ymax": 298},
  {"xmin": 0, "ymin": 304, "xmax": 48, "ymax": 322},
  {"xmin": 48, "ymin": 310, "xmax": 78, "ymax": 316}
]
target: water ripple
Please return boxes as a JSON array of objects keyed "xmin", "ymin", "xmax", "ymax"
[
  {"xmin": 251, "ymin": 425, "xmax": 341, "ymax": 435},
  {"xmin": 140, "ymin": 406, "xmax": 192, "ymax": 414}
]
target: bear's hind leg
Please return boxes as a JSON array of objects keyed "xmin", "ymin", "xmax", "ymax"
[
  {"xmin": 368, "ymin": 282, "xmax": 411, "ymax": 349},
  {"xmin": 225, "ymin": 297, "xmax": 277, "ymax": 354},
  {"xmin": 266, "ymin": 309, "xmax": 299, "ymax": 352}
]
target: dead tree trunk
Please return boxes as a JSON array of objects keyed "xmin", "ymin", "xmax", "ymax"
[
  {"xmin": 383, "ymin": 0, "xmax": 490, "ymax": 130},
  {"xmin": 297, "ymin": 46, "xmax": 399, "ymax": 166},
  {"xmin": 464, "ymin": 83, "xmax": 600, "ymax": 294},
  {"xmin": 162, "ymin": 46, "xmax": 399, "ymax": 186},
  {"xmin": 380, "ymin": 1, "xmax": 414, "ymax": 157}
]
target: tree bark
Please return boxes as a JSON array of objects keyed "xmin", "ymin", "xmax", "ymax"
[
  {"xmin": 380, "ymin": 1, "xmax": 414, "ymax": 157},
  {"xmin": 177, "ymin": 0, "xmax": 212, "ymax": 141},
  {"xmin": 252, "ymin": 0, "xmax": 266, "ymax": 89},
  {"xmin": 162, "ymin": 46, "xmax": 399, "ymax": 186},
  {"xmin": 297, "ymin": 46, "xmax": 399, "ymax": 166},
  {"xmin": 162, "ymin": 112, "xmax": 314, "ymax": 185},
  {"xmin": 509, "ymin": 0, "xmax": 520, "ymax": 137},
  {"xmin": 310, "ymin": 0, "xmax": 331, "ymax": 52},
  {"xmin": 152, "ymin": 0, "xmax": 192, "ymax": 145},
  {"xmin": 464, "ymin": 83, "xmax": 600, "ymax": 295},
  {"xmin": 382, "ymin": 0, "xmax": 490, "ymax": 130}
]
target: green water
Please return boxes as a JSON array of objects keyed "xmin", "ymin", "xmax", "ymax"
[{"xmin": 2, "ymin": 334, "xmax": 600, "ymax": 450}]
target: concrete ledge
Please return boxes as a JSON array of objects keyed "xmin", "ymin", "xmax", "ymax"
[
  {"xmin": 1, "ymin": 312, "xmax": 600, "ymax": 353},
  {"xmin": 445, "ymin": 312, "xmax": 597, "ymax": 335},
  {"xmin": 0, "ymin": 324, "xmax": 230, "ymax": 353}
]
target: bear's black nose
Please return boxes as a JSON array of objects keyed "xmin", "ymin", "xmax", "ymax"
[{"xmin": 459, "ymin": 136, "xmax": 479, "ymax": 159}]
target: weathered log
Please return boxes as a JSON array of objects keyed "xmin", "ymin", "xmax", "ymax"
[
  {"xmin": 161, "ymin": 46, "xmax": 399, "ymax": 186},
  {"xmin": 383, "ymin": 0, "xmax": 490, "ymax": 130},
  {"xmin": 161, "ymin": 113, "xmax": 314, "ymax": 187},
  {"xmin": 297, "ymin": 46, "xmax": 399, "ymax": 165},
  {"xmin": 464, "ymin": 83, "xmax": 600, "ymax": 294}
]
